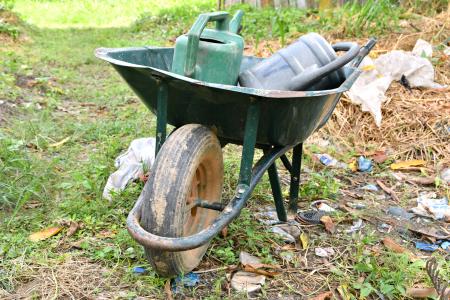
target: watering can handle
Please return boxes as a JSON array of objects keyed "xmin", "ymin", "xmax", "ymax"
[
  {"xmin": 184, "ymin": 12, "xmax": 229, "ymax": 77},
  {"xmin": 288, "ymin": 42, "xmax": 360, "ymax": 90}
]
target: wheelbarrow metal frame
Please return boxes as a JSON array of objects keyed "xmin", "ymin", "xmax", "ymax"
[{"xmin": 96, "ymin": 41, "xmax": 375, "ymax": 252}]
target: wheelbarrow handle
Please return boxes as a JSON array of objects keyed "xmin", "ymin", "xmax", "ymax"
[
  {"xmin": 350, "ymin": 38, "xmax": 377, "ymax": 68},
  {"xmin": 288, "ymin": 41, "xmax": 360, "ymax": 90},
  {"xmin": 185, "ymin": 12, "xmax": 229, "ymax": 77}
]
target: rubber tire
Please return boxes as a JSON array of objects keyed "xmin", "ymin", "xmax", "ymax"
[{"xmin": 140, "ymin": 124, "xmax": 223, "ymax": 277}]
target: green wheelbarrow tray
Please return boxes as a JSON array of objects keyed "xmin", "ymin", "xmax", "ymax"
[{"xmin": 95, "ymin": 41, "xmax": 374, "ymax": 255}]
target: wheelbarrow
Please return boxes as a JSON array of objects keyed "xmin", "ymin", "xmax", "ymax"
[{"xmin": 95, "ymin": 38, "xmax": 376, "ymax": 277}]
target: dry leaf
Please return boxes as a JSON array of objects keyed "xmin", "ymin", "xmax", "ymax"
[
  {"xmin": 66, "ymin": 221, "xmax": 79, "ymax": 237},
  {"xmin": 406, "ymin": 287, "xmax": 437, "ymax": 298},
  {"xmin": 390, "ymin": 159, "xmax": 426, "ymax": 170},
  {"xmin": 231, "ymin": 271, "xmax": 265, "ymax": 293},
  {"xmin": 382, "ymin": 237, "xmax": 407, "ymax": 254},
  {"xmin": 309, "ymin": 291, "xmax": 333, "ymax": 300},
  {"xmin": 371, "ymin": 150, "xmax": 388, "ymax": 163},
  {"xmin": 48, "ymin": 136, "xmax": 70, "ymax": 148},
  {"xmin": 164, "ymin": 279, "xmax": 173, "ymax": 300},
  {"xmin": 349, "ymin": 160, "xmax": 358, "ymax": 172},
  {"xmin": 29, "ymin": 226, "xmax": 63, "ymax": 242},
  {"xmin": 320, "ymin": 216, "xmax": 336, "ymax": 234},
  {"xmin": 300, "ymin": 232, "xmax": 309, "ymax": 249}
]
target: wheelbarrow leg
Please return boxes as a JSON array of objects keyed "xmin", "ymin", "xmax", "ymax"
[
  {"xmin": 155, "ymin": 79, "xmax": 168, "ymax": 156},
  {"xmin": 288, "ymin": 143, "xmax": 303, "ymax": 212},
  {"xmin": 238, "ymin": 100, "xmax": 260, "ymax": 186},
  {"xmin": 265, "ymin": 154, "xmax": 287, "ymax": 222}
]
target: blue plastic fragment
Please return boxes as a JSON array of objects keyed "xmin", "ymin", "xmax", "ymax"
[
  {"xmin": 172, "ymin": 272, "xmax": 200, "ymax": 292},
  {"xmin": 441, "ymin": 241, "xmax": 450, "ymax": 251},
  {"xmin": 360, "ymin": 184, "xmax": 379, "ymax": 192},
  {"xmin": 415, "ymin": 242, "xmax": 439, "ymax": 252},
  {"xmin": 358, "ymin": 156, "xmax": 373, "ymax": 172},
  {"xmin": 133, "ymin": 266, "xmax": 147, "ymax": 274}
]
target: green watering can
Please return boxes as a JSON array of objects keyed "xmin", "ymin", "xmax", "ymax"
[{"xmin": 171, "ymin": 10, "xmax": 244, "ymax": 85}]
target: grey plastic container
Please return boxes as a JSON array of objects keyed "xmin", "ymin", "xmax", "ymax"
[{"xmin": 238, "ymin": 33, "xmax": 360, "ymax": 91}]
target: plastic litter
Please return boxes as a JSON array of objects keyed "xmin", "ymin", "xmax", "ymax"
[
  {"xmin": 172, "ymin": 272, "xmax": 200, "ymax": 292},
  {"xmin": 358, "ymin": 156, "xmax": 372, "ymax": 172},
  {"xmin": 388, "ymin": 206, "xmax": 414, "ymax": 220},
  {"xmin": 255, "ymin": 207, "xmax": 280, "ymax": 225},
  {"xmin": 103, "ymin": 138, "xmax": 156, "ymax": 200},
  {"xmin": 314, "ymin": 153, "xmax": 347, "ymax": 169},
  {"xmin": 441, "ymin": 241, "xmax": 450, "ymax": 251},
  {"xmin": 132, "ymin": 266, "xmax": 147, "ymax": 274},
  {"xmin": 345, "ymin": 219, "xmax": 364, "ymax": 233},
  {"xmin": 412, "ymin": 39, "xmax": 433, "ymax": 58},
  {"xmin": 346, "ymin": 39, "xmax": 446, "ymax": 126},
  {"xmin": 347, "ymin": 202, "xmax": 367, "ymax": 210},
  {"xmin": 271, "ymin": 226, "xmax": 296, "ymax": 243},
  {"xmin": 410, "ymin": 193, "xmax": 450, "ymax": 221},
  {"xmin": 415, "ymin": 242, "xmax": 439, "ymax": 252},
  {"xmin": 360, "ymin": 184, "xmax": 378, "ymax": 192},
  {"xmin": 296, "ymin": 210, "xmax": 326, "ymax": 225},
  {"xmin": 231, "ymin": 271, "xmax": 265, "ymax": 293},
  {"xmin": 315, "ymin": 247, "xmax": 335, "ymax": 258},
  {"xmin": 311, "ymin": 200, "xmax": 336, "ymax": 212},
  {"xmin": 441, "ymin": 168, "xmax": 450, "ymax": 184}
]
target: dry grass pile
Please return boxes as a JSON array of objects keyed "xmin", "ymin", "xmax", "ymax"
[
  {"xmin": 246, "ymin": 12, "xmax": 449, "ymax": 161},
  {"xmin": 1, "ymin": 256, "xmax": 125, "ymax": 299},
  {"xmin": 324, "ymin": 12, "xmax": 449, "ymax": 161}
]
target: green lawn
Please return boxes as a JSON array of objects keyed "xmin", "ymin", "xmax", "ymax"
[{"xmin": 1, "ymin": 0, "xmax": 449, "ymax": 299}]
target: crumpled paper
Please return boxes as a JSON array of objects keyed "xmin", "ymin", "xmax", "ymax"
[
  {"xmin": 346, "ymin": 39, "xmax": 446, "ymax": 126},
  {"xmin": 103, "ymin": 138, "xmax": 155, "ymax": 200}
]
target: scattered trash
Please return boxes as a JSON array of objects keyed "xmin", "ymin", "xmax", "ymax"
[
  {"xmin": 345, "ymin": 219, "xmax": 364, "ymax": 233},
  {"xmin": 311, "ymin": 200, "xmax": 336, "ymax": 212},
  {"xmin": 346, "ymin": 202, "xmax": 367, "ymax": 210},
  {"xmin": 347, "ymin": 39, "xmax": 445, "ymax": 126},
  {"xmin": 103, "ymin": 137, "xmax": 156, "ymax": 201},
  {"xmin": 412, "ymin": 39, "xmax": 433, "ymax": 58},
  {"xmin": 388, "ymin": 206, "xmax": 414, "ymax": 220},
  {"xmin": 320, "ymin": 215, "xmax": 336, "ymax": 234},
  {"xmin": 314, "ymin": 153, "xmax": 347, "ymax": 169},
  {"xmin": 406, "ymin": 287, "xmax": 437, "ymax": 299},
  {"xmin": 360, "ymin": 184, "xmax": 379, "ymax": 192},
  {"xmin": 441, "ymin": 168, "xmax": 450, "ymax": 184},
  {"xmin": 132, "ymin": 266, "xmax": 147, "ymax": 274},
  {"xmin": 357, "ymin": 156, "xmax": 372, "ymax": 172},
  {"xmin": 276, "ymin": 222, "xmax": 302, "ymax": 239},
  {"xmin": 172, "ymin": 272, "xmax": 200, "ymax": 292},
  {"xmin": 230, "ymin": 271, "xmax": 265, "ymax": 293},
  {"xmin": 29, "ymin": 226, "xmax": 63, "ymax": 242},
  {"xmin": 271, "ymin": 226, "xmax": 295, "ymax": 243},
  {"xmin": 315, "ymin": 247, "xmax": 335, "ymax": 258},
  {"xmin": 441, "ymin": 241, "xmax": 450, "ymax": 251},
  {"xmin": 415, "ymin": 242, "xmax": 439, "ymax": 252},
  {"xmin": 296, "ymin": 210, "xmax": 326, "ymax": 225},
  {"xmin": 377, "ymin": 223, "xmax": 392, "ymax": 233},
  {"xmin": 255, "ymin": 207, "xmax": 280, "ymax": 225},
  {"xmin": 390, "ymin": 159, "xmax": 426, "ymax": 170},
  {"xmin": 410, "ymin": 193, "xmax": 449, "ymax": 221}
]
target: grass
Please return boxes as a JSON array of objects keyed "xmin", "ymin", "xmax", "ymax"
[{"xmin": 1, "ymin": 0, "xmax": 449, "ymax": 298}]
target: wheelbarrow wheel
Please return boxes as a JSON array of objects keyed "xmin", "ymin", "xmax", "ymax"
[{"xmin": 140, "ymin": 124, "xmax": 223, "ymax": 277}]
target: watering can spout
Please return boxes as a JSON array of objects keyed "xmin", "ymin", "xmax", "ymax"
[{"xmin": 229, "ymin": 10, "xmax": 244, "ymax": 34}]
